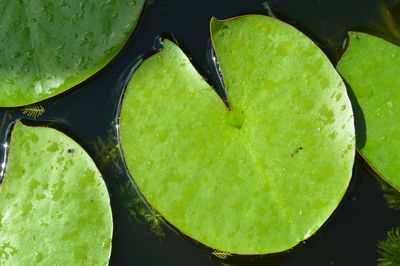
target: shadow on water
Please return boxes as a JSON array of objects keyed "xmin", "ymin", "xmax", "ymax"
[{"xmin": 217, "ymin": 253, "xmax": 290, "ymax": 266}]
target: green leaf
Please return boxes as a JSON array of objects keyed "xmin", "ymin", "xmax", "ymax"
[
  {"xmin": 0, "ymin": 0, "xmax": 144, "ymax": 107},
  {"xmin": 0, "ymin": 122, "xmax": 112, "ymax": 265},
  {"xmin": 337, "ymin": 32, "xmax": 400, "ymax": 192},
  {"xmin": 119, "ymin": 15, "xmax": 355, "ymax": 254}
]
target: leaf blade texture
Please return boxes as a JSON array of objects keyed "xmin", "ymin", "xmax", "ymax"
[
  {"xmin": 337, "ymin": 32, "xmax": 400, "ymax": 191},
  {"xmin": 0, "ymin": 122, "xmax": 113, "ymax": 265},
  {"xmin": 0, "ymin": 0, "xmax": 144, "ymax": 107},
  {"xmin": 120, "ymin": 15, "xmax": 355, "ymax": 254}
]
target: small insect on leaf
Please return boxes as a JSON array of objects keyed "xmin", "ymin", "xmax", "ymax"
[
  {"xmin": 212, "ymin": 250, "xmax": 232, "ymax": 259},
  {"xmin": 21, "ymin": 104, "xmax": 45, "ymax": 119},
  {"xmin": 291, "ymin": 146, "xmax": 304, "ymax": 158}
]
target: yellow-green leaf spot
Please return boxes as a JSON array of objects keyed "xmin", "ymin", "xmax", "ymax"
[
  {"xmin": 337, "ymin": 32, "xmax": 400, "ymax": 191},
  {"xmin": 119, "ymin": 15, "xmax": 355, "ymax": 254},
  {"xmin": 0, "ymin": 0, "xmax": 144, "ymax": 107},
  {"xmin": 0, "ymin": 122, "xmax": 113, "ymax": 265}
]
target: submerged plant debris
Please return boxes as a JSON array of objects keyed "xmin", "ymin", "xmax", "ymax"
[
  {"xmin": 115, "ymin": 181, "xmax": 165, "ymax": 239},
  {"xmin": 92, "ymin": 127, "xmax": 123, "ymax": 175},
  {"xmin": 377, "ymin": 177, "xmax": 400, "ymax": 211},
  {"xmin": 143, "ymin": 208, "xmax": 166, "ymax": 239},
  {"xmin": 377, "ymin": 227, "xmax": 400, "ymax": 266},
  {"xmin": 21, "ymin": 104, "xmax": 45, "ymax": 119},
  {"xmin": 212, "ymin": 250, "xmax": 232, "ymax": 260}
]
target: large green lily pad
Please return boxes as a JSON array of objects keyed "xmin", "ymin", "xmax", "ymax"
[
  {"xmin": 0, "ymin": 0, "xmax": 144, "ymax": 107},
  {"xmin": 0, "ymin": 122, "xmax": 112, "ymax": 265},
  {"xmin": 337, "ymin": 32, "xmax": 400, "ymax": 191},
  {"xmin": 119, "ymin": 15, "xmax": 355, "ymax": 254}
]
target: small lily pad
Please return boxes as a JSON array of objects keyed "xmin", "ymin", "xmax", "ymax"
[
  {"xmin": 119, "ymin": 15, "xmax": 355, "ymax": 254},
  {"xmin": 337, "ymin": 32, "xmax": 400, "ymax": 191},
  {"xmin": 0, "ymin": 0, "xmax": 144, "ymax": 107},
  {"xmin": 0, "ymin": 122, "xmax": 112, "ymax": 265}
]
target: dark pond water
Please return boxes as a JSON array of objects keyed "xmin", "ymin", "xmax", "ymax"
[{"xmin": 1, "ymin": 0, "xmax": 400, "ymax": 265}]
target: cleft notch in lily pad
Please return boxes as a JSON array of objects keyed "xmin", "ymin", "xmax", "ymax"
[{"xmin": 119, "ymin": 14, "xmax": 355, "ymax": 255}]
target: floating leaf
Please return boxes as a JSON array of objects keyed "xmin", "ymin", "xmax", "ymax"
[
  {"xmin": 119, "ymin": 15, "xmax": 355, "ymax": 254},
  {"xmin": 0, "ymin": 0, "xmax": 144, "ymax": 107},
  {"xmin": 21, "ymin": 104, "xmax": 45, "ymax": 118},
  {"xmin": 0, "ymin": 122, "xmax": 112, "ymax": 265},
  {"xmin": 337, "ymin": 32, "xmax": 400, "ymax": 191}
]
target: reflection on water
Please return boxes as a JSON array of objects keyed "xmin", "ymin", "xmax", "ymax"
[
  {"xmin": 380, "ymin": 1, "xmax": 400, "ymax": 41},
  {"xmin": 0, "ymin": 111, "xmax": 15, "ymax": 183}
]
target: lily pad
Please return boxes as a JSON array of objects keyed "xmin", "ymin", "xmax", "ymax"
[
  {"xmin": 119, "ymin": 15, "xmax": 355, "ymax": 254},
  {"xmin": 337, "ymin": 32, "xmax": 400, "ymax": 191},
  {"xmin": 0, "ymin": 0, "xmax": 144, "ymax": 107},
  {"xmin": 0, "ymin": 122, "xmax": 112, "ymax": 265}
]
